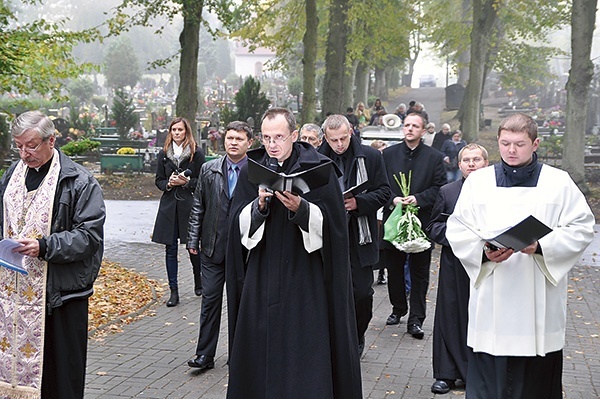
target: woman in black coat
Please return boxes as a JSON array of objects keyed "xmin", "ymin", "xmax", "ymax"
[{"xmin": 152, "ymin": 117, "xmax": 206, "ymax": 306}]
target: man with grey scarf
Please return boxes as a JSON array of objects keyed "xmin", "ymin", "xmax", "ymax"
[{"xmin": 319, "ymin": 114, "xmax": 391, "ymax": 357}]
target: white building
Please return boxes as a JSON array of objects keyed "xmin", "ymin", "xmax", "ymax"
[{"xmin": 234, "ymin": 42, "xmax": 276, "ymax": 79}]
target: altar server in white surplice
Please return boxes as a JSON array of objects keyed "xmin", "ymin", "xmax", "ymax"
[{"xmin": 446, "ymin": 113, "xmax": 594, "ymax": 399}]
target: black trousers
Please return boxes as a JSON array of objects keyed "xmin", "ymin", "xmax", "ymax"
[
  {"xmin": 466, "ymin": 350, "xmax": 563, "ymax": 399},
  {"xmin": 195, "ymin": 253, "xmax": 226, "ymax": 357},
  {"xmin": 382, "ymin": 247, "xmax": 432, "ymax": 326},
  {"xmin": 351, "ymin": 262, "xmax": 374, "ymax": 341},
  {"xmin": 432, "ymin": 255, "xmax": 471, "ymax": 382},
  {"xmin": 42, "ymin": 297, "xmax": 89, "ymax": 399}
]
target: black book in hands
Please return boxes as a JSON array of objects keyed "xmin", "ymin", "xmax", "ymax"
[
  {"xmin": 0, "ymin": 239, "xmax": 27, "ymax": 274},
  {"xmin": 343, "ymin": 181, "xmax": 369, "ymax": 199},
  {"xmin": 248, "ymin": 158, "xmax": 333, "ymax": 195},
  {"xmin": 460, "ymin": 215, "xmax": 552, "ymax": 252}
]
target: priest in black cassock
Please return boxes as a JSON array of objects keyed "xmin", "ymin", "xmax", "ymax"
[
  {"xmin": 426, "ymin": 143, "xmax": 489, "ymax": 395},
  {"xmin": 225, "ymin": 107, "xmax": 363, "ymax": 399}
]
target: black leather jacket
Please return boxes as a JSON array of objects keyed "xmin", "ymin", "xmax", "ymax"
[
  {"xmin": 0, "ymin": 150, "xmax": 105, "ymax": 312},
  {"xmin": 187, "ymin": 157, "xmax": 226, "ymax": 256}
]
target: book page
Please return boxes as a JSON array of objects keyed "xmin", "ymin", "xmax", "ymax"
[{"xmin": 0, "ymin": 239, "xmax": 27, "ymax": 274}]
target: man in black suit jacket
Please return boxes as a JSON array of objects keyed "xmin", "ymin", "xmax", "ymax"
[
  {"xmin": 319, "ymin": 114, "xmax": 391, "ymax": 356},
  {"xmin": 381, "ymin": 112, "xmax": 446, "ymax": 339}
]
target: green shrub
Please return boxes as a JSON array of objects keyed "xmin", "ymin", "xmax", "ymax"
[{"xmin": 60, "ymin": 138, "xmax": 100, "ymax": 156}]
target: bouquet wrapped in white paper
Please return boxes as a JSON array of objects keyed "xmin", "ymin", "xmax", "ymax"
[{"xmin": 383, "ymin": 171, "xmax": 431, "ymax": 253}]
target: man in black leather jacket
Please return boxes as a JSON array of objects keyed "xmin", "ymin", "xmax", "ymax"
[
  {"xmin": 186, "ymin": 121, "xmax": 253, "ymax": 370},
  {"xmin": 0, "ymin": 110, "xmax": 105, "ymax": 399}
]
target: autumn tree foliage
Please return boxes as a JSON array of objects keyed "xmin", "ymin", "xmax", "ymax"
[{"xmin": 0, "ymin": 0, "xmax": 100, "ymax": 100}]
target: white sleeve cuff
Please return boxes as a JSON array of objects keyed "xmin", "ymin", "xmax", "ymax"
[
  {"xmin": 240, "ymin": 202, "xmax": 265, "ymax": 250},
  {"xmin": 300, "ymin": 202, "xmax": 323, "ymax": 253}
]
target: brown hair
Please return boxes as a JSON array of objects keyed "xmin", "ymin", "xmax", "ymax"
[
  {"xmin": 164, "ymin": 117, "xmax": 197, "ymax": 160},
  {"xmin": 458, "ymin": 143, "xmax": 488, "ymax": 162},
  {"xmin": 322, "ymin": 114, "xmax": 351, "ymax": 134},
  {"xmin": 226, "ymin": 121, "xmax": 253, "ymax": 140},
  {"xmin": 405, "ymin": 112, "xmax": 427, "ymax": 127},
  {"xmin": 497, "ymin": 113, "xmax": 538, "ymax": 142},
  {"xmin": 261, "ymin": 107, "xmax": 296, "ymax": 134},
  {"xmin": 370, "ymin": 140, "xmax": 387, "ymax": 151}
]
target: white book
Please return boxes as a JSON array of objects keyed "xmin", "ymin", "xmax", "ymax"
[{"xmin": 0, "ymin": 239, "xmax": 27, "ymax": 274}]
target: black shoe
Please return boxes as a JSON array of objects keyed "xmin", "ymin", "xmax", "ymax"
[
  {"xmin": 386, "ymin": 313, "xmax": 401, "ymax": 325},
  {"xmin": 377, "ymin": 272, "xmax": 387, "ymax": 285},
  {"xmin": 386, "ymin": 310, "xmax": 407, "ymax": 325},
  {"xmin": 407, "ymin": 324, "xmax": 424, "ymax": 339},
  {"xmin": 431, "ymin": 379, "xmax": 454, "ymax": 394},
  {"xmin": 166, "ymin": 289, "xmax": 179, "ymax": 307},
  {"xmin": 194, "ymin": 287, "xmax": 203, "ymax": 296},
  {"xmin": 187, "ymin": 354, "xmax": 215, "ymax": 370}
]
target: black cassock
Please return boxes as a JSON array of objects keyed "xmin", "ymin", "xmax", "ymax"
[
  {"xmin": 427, "ymin": 178, "xmax": 472, "ymax": 383},
  {"xmin": 226, "ymin": 143, "xmax": 363, "ymax": 399}
]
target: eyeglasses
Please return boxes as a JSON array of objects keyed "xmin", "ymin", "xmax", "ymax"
[
  {"xmin": 11, "ymin": 139, "xmax": 48, "ymax": 155},
  {"xmin": 261, "ymin": 133, "xmax": 292, "ymax": 145},
  {"xmin": 461, "ymin": 157, "xmax": 484, "ymax": 164}
]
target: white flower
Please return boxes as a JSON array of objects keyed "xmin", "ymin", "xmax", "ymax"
[{"xmin": 393, "ymin": 237, "xmax": 431, "ymax": 253}]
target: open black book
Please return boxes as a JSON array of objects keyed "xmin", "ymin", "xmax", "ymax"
[
  {"xmin": 458, "ymin": 215, "xmax": 552, "ymax": 252},
  {"xmin": 0, "ymin": 239, "xmax": 27, "ymax": 274},
  {"xmin": 248, "ymin": 158, "xmax": 333, "ymax": 195},
  {"xmin": 343, "ymin": 180, "xmax": 369, "ymax": 199}
]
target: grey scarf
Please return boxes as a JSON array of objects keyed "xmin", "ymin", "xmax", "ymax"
[
  {"xmin": 166, "ymin": 143, "xmax": 192, "ymax": 167},
  {"xmin": 356, "ymin": 157, "xmax": 372, "ymax": 245}
]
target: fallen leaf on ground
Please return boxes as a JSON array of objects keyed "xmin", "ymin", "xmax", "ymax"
[{"xmin": 88, "ymin": 260, "xmax": 163, "ymax": 337}]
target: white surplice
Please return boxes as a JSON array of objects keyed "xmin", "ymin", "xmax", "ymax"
[{"xmin": 446, "ymin": 164, "xmax": 594, "ymax": 357}]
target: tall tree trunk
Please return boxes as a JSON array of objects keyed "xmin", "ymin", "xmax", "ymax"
[
  {"xmin": 374, "ymin": 67, "xmax": 387, "ymax": 100},
  {"xmin": 322, "ymin": 0, "xmax": 349, "ymax": 117},
  {"xmin": 457, "ymin": 50, "xmax": 470, "ymax": 87},
  {"xmin": 302, "ymin": 0, "xmax": 318, "ymax": 124},
  {"xmin": 458, "ymin": 0, "xmax": 498, "ymax": 142},
  {"xmin": 407, "ymin": 57, "xmax": 417, "ymax": 88},
  {"xmin": 355, "ymin": 61, "xmax": 368, "ymax": 106},
  {"xmin": 457, "ymin": 0, "xmax": 471, "ymax": 87},
  {"xmin": 343, "ymin": 60, "xmax": 358, "ymax": 110},
  {"xmin": 176, "ymin": 0, "xmax": 204, "ymax": 136},
  {"xmin": 563, "ymin": 0, "xmax": 597, "ymax": 194}
]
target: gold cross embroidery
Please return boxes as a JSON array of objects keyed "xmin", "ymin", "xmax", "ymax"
[
  {"xmin": 26, "ymin": 229, "xmax": 42, "ymax": 240},
  {"xmin": 22, "ymin": 285, "xmax": 37, "ymax": 302},
  {"xmin": 0, "ymin": 337, "xmax": 10, "ymax": 352},
  {"xmin": 4, "ymin": 284, "xmax": 15, "ymax": 296},
  {"xmin": 19, "ymin": 342, "xmax": 37, "ymax": 358}
]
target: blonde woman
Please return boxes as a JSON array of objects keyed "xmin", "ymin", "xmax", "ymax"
[{"xmin": 355, "ymin": 102, "xmax": 371, "ymax": 128}]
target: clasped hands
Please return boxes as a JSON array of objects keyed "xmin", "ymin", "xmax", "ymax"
[
  {"xmin": 168, "ymin": 172, "xmax": 189, "ymax": 188},
  {"xmin": 258, "ymin": 188, "xmax": 301, "ymax": 213},
  {"xmin": 392, "ymin": 195, "xmax": 417, "ymax": 207}
]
